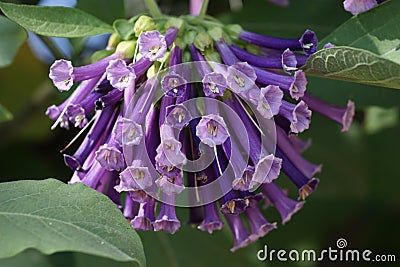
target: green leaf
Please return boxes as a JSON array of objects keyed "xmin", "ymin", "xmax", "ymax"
[
  {"xmin": 0, "ymin": 16, "xmax": 27, "ymax": 68},
  {"xmin": 0, "ymin": 179, "xmax": 145, "ymax": 267},
  {"xmin": 0, "ymin": 2, "xmax": 113, "ymax": 38},
  {"xmin": 76, "ymin": 0, "xmax": 125, "ymax": 25},
  {"xmin": 0, "ymin": 104, "xmax": 13, "ymax": 123},
  {"xmin": 303, "ymin": 46, "xmax": 400, "ymax": 89},
  {"xmin": 303, "ymin": 1, "xmax": 400, "ymax": 89},
  {"xmin": 113, "ymin": 19, "xmax": 135, "ymax": 41},
  {"xmin": 319, "ymin": 0, "xmax": 400, "ymax": 63}
]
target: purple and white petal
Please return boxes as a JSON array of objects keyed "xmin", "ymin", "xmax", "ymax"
[
  {"xmin": 49, "ymin": 59, "xmax": 74, "ymax": 91},
  {"xmin": 196, "ymin": 114, "xmax": 230, "ymax": 147},
  {"xmin": 227, "ymin": 62, "xmax": 257, "ymax": 94},
  {"xmin": 155, "ymin": 174, "xmax": 185, "ymax": 195},
  {"xmin": 202, "ymin": 72, "xmax": 227, "ymax": 97},
  {"xmin": 66, "ymin": 104, "xmax": 88, "ymax": 128},
  {"xmin": 106, "ymin": 59, "xmax": 136, "ymax": 91},
  {"xmin": 280, "ymin": 100, "xmax": 312, "ymax": 134},
  {"xmin": 299, "ymin": 30, "xmax": 318, "ymax": 55},
  {"xmin": 165, "ymin": 104, "xmax": 193, "ymax": 128},
  {"xmin": 95, "ymin": 144, "xmax": 125, "ymax": 171},
  {"xmin": 113, "ymin": 117, "xmax": 143, "ymax": 146},
  {"xmin": 198, "ymin": 202, "xmax": 224, "ymax": 233},
  {"xmin": 281, "ymin": 49, "xmax": 298, "ymax": 73},
  {"xmin": 250, "ymin": 154, "xmax": 282, "ymax": 190},
  {"xmin": 161, "ymin": 72, "xmax": 187, "ymax": 97},
  {"xmin": 232, "ymin": 166, "xmax": 254, "ymax": 191},
  {"xmin": 115, "ymin": 162, "xmax": 153, "ymax": 192},
  {"xmin": 343, "ymin": 0, "xmax": 378, "ymax": 15},
  {"xmin": 257, "ymin": 85, "xmax": 283, "ymax": 119},
  {"xmin": 289, "ymin": 70, "xmax": 307, "ymax": 100},
  {"xmin": 138, "ymin": 30, "xmax": 167, "ymax": 61},
  {"xmin": 155, "ymin": 137, "xmax": 187, "ymax": 167}
]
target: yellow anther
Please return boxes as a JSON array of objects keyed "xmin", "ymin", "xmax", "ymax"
[{"xmin": 226, "ymin": 201, "xmax": 235, "ymax": 214}]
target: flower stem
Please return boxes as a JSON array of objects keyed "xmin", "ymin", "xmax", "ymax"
[
  {"xmin": 144, "ymin": 0, "xmax": 162, "ymax": 18},
  {"xmin": 37, "ymin": 35, "xmax": 65, "ymax": 59},
  {"xmin": 199, "ymin": 0, "xmax": 210, "ymax": 18}
]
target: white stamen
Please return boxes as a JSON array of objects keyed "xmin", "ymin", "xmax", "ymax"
[{"xmin": 60, "ymin": 114, "xmax": 97, "ymax": 153}]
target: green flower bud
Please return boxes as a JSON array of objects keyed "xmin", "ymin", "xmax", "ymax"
[
  {"xmin": 194, "ymin": 31, "xmax": 213, "ymax": 52},
  {"xmin": 174, "ymin": 37, "xmax": 186, "ymax": 49},
  {"xmin": 116, "ymin": 40, "xmax": 136, "ymax": 59},
  {"xmin": 204, "ymin": 49, "xmax": 221, "ymax": 63},
  {"xmin": 107, "ymin": 33, "xmax": 121, "ymax": 49},
  {"xmin": 166, "ymin": 17, "xmax": 185, "ymax": 33},
  {"xmin": 133, "ymin": 15, "xmax": 156, "ymax": 37},
  {"xmin": 225, "ymin": 24, "xmax": 243, "ymax": 39},
  {"xmin": 183, "ymin": 30, "xmax": 197, "ymax": 46},
  {"xmin": 208, "ymin": 27, "xmax": 223, "ymax": 41}
]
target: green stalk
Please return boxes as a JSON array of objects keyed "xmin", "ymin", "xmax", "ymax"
[
  {"xmin": 199, "ymin": 0, "xmax": 210, "ymax": 18},
  {"xmin": 37, "ymin": 35, "xmax": 65, "ymax": 59},
  {"xmin": 144, "ymin": 0, "xmax": 162, "ymax": 18}
]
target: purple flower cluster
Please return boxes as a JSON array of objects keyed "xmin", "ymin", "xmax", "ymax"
[{"xmin": 47, "ymin": 17, "xmax": 355, "ymax": 252}]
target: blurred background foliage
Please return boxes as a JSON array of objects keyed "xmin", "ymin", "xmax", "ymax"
[{"xmin": 0, "ymin": 0, "xmax": 399, "ymax": 266}]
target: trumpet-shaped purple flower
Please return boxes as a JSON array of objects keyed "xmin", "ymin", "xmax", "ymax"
[
  {"xmin": 224, "ymin": 214, "xmax": 252, "ymax": 252},
  {"xmin": 153, "ymin": 195, "xmax": 181, "ymax": 234},
  {"xmin": 245, "ymin": 206, "xmax": 277, "ymax": 241},
  {"xmin": 165, "ymin": 104, "xmax": 192, "ymax": 128},
  {"xmin": 115, "ymin": 162, "xmax": 153, "ymax": 192},
  {"xmin": 196, "ymin": 114, "xmax": 230, "ymax": 147},
  {"xmin": 281, "ymin": 49, "xmax": 298, "ymax": 73},
  {"xmin": 198, "ymin": 202, "xmax": 224, "ymax": 233},
  {"xmin": 279, "ymin": 100, "xmax": 312, "ymax": 133},
  {"xmin": 49, "ymin": 59, "xmax": 74, "ymax": 91},
  {"xmin": 106, "ymin": 59, "xmax": 136, "ymax": 91},
  {"xmin": 232, "ymin": 166, "xmax": 254, "ymax": 191},
  {"xmin": 95, "ymin": 143, "xmax": 125, "ymax": 171},
  {"xmin": 66, "ymin": 104, "xmax": 88, "ymax": 128},
  {"xmin": 202, "ymin": 72, "xmax": 227, "ymax": 97},
  {"xmin": 112, "ymin": 117, "xmax": 143, "ymax": 146},
  {"xmin": 155, "ymin": 175, "xmax": 184, "ymax": 195},
  {"xmin": 251, "ymin": 154, "xmax": 282, "ymax": 189},
  {"xmin": 138, "ymin": 30, "xmax": 167, "ymax": 61},
  {"xmin": 161, "ymin": 72, "xmax": 187, "ymax": 97},
  {"xmin": 262, "ymin": 182, "xmax": 304, "ymax": 224},
  {"xmin": 131, "ymin": 199, "xmax": 155, "ymax": 230},
  {"xmin": 49, "ymin": 54, "xmax": 120, "ymax": 92},
  {"xmin": 239, "ymin": 29, "xmax": 317, "ymax": 55},
  {"xmin": 227, "ymin": 62, "xmax": 257, "ymax": 94},
  {"xmin": 257, "ymin": 85, "xmax": 283, "ymax": 119}
]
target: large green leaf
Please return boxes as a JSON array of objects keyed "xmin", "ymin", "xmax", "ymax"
[
  {"xmin": 318, "ymin": 0, "xmax": 400, "ymax": 62},
  {"xmin": 304, "ymin": 0, "xmax": 400, "ymax": 89},
  {"xmin": 0, "ymin": 2, "xmax": 113, "ymax": 38},
  {"xmin": 76, "ymin": 0, "xmax": 125, "ymax": 25},
  {"xmin": 0, "ymin": 16, "xmax": 27, "ymax": 68},
  {"xmin": 0, "ymin": 179, "xmax": 145, "ymax": 267},
  {"xmin": 303, "ymin": 46, "xmax": 400, "ymax": 89}
]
